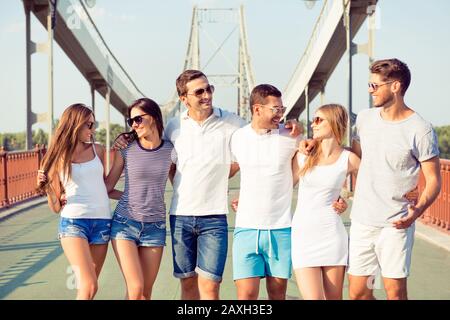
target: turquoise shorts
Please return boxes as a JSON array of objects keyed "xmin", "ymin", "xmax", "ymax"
[{"xmin": 232, "ymin": 227, "xmax": 292, "ymax": 280}]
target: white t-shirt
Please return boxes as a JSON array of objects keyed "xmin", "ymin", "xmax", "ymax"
[
  {"xmin": 351, "ymin": 107, "xmax": 440, "ymax": 227},
  {"xmin": 231, "ymin": 124, "xmax": 301, "ymax": 229},
  {"xmin": 164, "ymin": 107, "xmax": 245, "ymax": 216}
]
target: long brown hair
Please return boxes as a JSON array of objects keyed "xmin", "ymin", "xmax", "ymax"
[
  {"xmin": 299, "ymin": 104, "xmax": 348, "ymax": 177},
  {"xmin": 37, "ymin": 103, "xmax": 94, "ymax": 194}
]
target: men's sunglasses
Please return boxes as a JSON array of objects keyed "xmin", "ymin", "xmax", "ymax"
[
  {"xmin": 186, "ymin": 85, "xmax": 215, "ymax": 97},
  {"xmin": 127, "ymin": 114, "xmax": 149, "ymax": 127},
  {"xmin": 259, "ymin": 105, "xmax": 286, "ymax": 115},
  {"xmin": 368, "ymin": 80, "xmax": 395, "ymax": 91}
]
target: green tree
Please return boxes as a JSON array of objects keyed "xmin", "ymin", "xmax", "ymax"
[
  {"xmin": 32, "ymin": 128, "xmax": 48, "ymax": 147},
  {"xmin": 435, "ymin": 125, "xmax": 450, "ymax": 160},
  {"xmin": 95, "ymin": 124, "xmax": 125, "ymax": 146},
  {"xmin": 0, "ymin": 132, "xmax": 25, "ymax": 151}
]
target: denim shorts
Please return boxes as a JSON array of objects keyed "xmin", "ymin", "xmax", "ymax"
[
  {"xmin": 170, "ymin": 215, "xmax": 228, "ymax": 282},
  {"xmin": 232, "ymin": 227, "xmax": 292, "ymax": 280},
  {"xmin": 110, "ymin": 213, "xmax": 166, "ymax": 247},
  {"xmin": 58, "ymin": 217, "xmax": 112, "ymax": 245}
]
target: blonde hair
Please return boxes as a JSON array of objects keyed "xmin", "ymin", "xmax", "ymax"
[
  {"xmin": 299, "ymin": 104, "xmax": 348, "ymax": 177},
  {"xmin": 37, "ymin": 104, "xmax": 94, "ymax": 194}
]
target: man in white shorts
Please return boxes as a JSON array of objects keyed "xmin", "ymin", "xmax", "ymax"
[{"xmin": 348, "ymin": 59, "xmax": 441, "ymax": 300}]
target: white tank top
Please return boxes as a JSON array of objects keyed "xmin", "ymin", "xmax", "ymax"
[
  {"xmin": 295, "ymin": 150, "xmax": 350, "ymax": 219},
  {"xmin": 60, "ymin": 143, "xmax": 111, "ymax": 219}
]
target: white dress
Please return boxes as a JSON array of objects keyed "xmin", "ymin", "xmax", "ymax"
[{"xmin": 291, "ymin": 150, "xmax": 350, "ymax": 269}]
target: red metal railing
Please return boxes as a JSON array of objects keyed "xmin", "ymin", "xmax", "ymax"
[
  {"xmin": 0, "ymin": 146, "xmax": 117, "ymax": 209},
  {"xmin": 418, "ymin": 159, "xmax": 450, "ymax": 233},
  {"xmin": 0, "ymin": 145, "xmax": 46, "ymax": 208}
]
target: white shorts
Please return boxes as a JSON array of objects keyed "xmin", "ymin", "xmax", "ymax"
[{"xmin": 348, "ymin": 220, "xmax": 415, "ymax": 279}]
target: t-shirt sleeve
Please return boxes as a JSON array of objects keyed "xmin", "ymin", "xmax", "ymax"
[
  {"xmin": 352, "ymin": 113, "xmax": 362, "ymax": 142},
  {"xmin": 170, "ymin": 146, "xmax": 178, "ymax": 164},
  {"xmin": 163, "ymin": 119, "xmax": 173, "ymax": 141},
  {"xmin": 230, "ymin": 131, "xmax": 238, "ymax": 163},
  {"xmin": 119, "ymin": 146, "xmax": 126, "ymax": 159},
  {"xmin": 414, "ymin": 127, "xmax": 440, "ymax": 162}
]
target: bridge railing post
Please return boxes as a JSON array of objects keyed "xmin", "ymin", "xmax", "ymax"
[{"xmin": 0, "ymin": 147, "xmax": 8, "ymax": 208}]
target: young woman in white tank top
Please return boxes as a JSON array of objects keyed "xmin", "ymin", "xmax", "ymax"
[
  {"xmin": 291, "ymin": 104, "xmax": 360, "ymax": 300},
  {"xmin": 37, "ymin": 104, "xmax": 111, "ymax": 300}
]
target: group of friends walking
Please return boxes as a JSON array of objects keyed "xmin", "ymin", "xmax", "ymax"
[{"xmin": 37, "ymin": 58, "xmax": 442, "ymax": 300}]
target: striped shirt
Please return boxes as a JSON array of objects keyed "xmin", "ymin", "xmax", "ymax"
[{"xmin": 114, "ymin": 139, "xmax": 174, "ymax": 223}]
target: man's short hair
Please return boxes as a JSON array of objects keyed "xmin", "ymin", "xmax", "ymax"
[
  {"xmin": 249, "ymin": 84, "xmax": 282, "ymax": 114},
  {"xmin": 370, "ymin": 58, "xmax": 411, "ymax": 96},
  {"xmin": 176, "ymin": 69, "xmax": 207, "ymax": 97}
]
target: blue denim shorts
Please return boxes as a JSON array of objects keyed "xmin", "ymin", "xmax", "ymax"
[
  {"xmin": 110, "ymin": 213, "xmax": 166, "ymax": 247},
  {"xmin": 232, "ymin": 227, "xmax": 292, "ymax": 280},
  {"xmin": 170, "ymin": 215, "xmax": 228, "ymax": 282},
  {"xmin": 58, "ymin": 217, "xmax": 112, "ymax": 245}
]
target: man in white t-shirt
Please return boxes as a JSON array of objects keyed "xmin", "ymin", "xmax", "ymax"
[
  {"xmin": 230, "ymin": 84, "xmax": 346, "ymax": 300},
  {"xmin": 348, "ymin": 59, "xmax": 441, "ymax": 300}
]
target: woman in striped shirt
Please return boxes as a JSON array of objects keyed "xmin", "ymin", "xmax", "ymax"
[{"xmin": 106, "ymin": 98, "xmax": 175, "ymax": 300}]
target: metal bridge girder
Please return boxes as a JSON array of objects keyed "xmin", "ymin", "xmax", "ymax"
[{"xmin": 161, "ymin": 5, "xmax": 255, "ymax": 123}]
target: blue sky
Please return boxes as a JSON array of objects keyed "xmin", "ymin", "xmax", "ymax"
[{"xmin": 1, "ymin": 0, "xmax": 450, "ymax": 134}]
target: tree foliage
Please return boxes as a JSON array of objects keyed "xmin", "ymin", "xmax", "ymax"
[
  {"xmin": 435, "ymin": 125, "xmax": 450, "ymax": 159},
  {"xmin": 95, "ymin": 124, "xmax": 125, "ymax": 146}
]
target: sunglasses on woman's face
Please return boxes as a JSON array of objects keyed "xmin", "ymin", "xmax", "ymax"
[
  {"xmin": 312, "ymin": 116, "xmax": 325, "ymax": 125},
  {"xmin": 86, "ymin": 121, "xmax": 95, "ymax": 130},
  {"xmin": 127, "ymin": 114, "xmax": 149, "ymax": 127},
  {"xmin": 186, "ymin": 84, "xmax": 215, "ymax": 98}
]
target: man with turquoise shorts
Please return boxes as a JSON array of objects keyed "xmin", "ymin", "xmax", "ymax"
[{"xmin": 230, "ymin": 84, "xmax": 346, "ymax": 300}]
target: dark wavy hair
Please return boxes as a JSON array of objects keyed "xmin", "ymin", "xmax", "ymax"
[{"xmin": 127, "ymin": 98, "xmax": 163, "ymax": 139}]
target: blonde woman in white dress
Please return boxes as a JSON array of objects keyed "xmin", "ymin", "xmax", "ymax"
[{"xmin": 291, "ymin": 104, "xmax": 360, "ymax": 300}]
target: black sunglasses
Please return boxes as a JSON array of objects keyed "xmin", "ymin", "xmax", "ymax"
[
  {"xmin": 186, "ymin": 85, "xmax": 215, "ymax": 97},
  {"xmin": 312, "ymin": 116, "xmax": 325, "ymax": 125},
  {"xmin": 127, "ymin": 114, "xmax": 149, "ymax": 127},
  {"xmin": 86, "ymin": 121, "xmax": 95, "ymax": 130}
]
